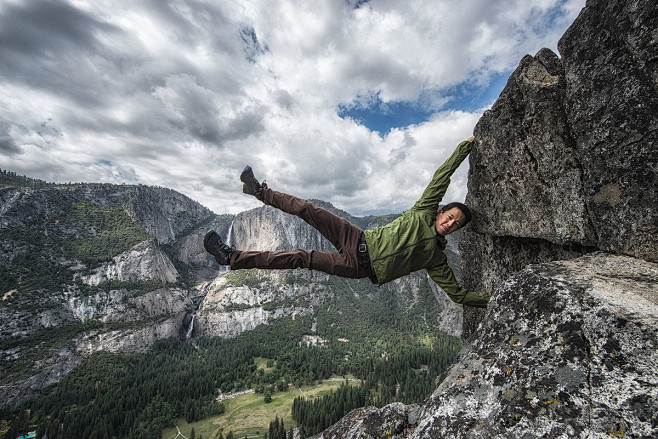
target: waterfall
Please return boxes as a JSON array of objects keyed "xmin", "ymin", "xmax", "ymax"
[
  {"xmin": 186, "ymin": 315, "xmax": 195, "ymax": 339},
  {"xmin": 225, "ymin": 220, "xmax": 234, "ymax": 247}
]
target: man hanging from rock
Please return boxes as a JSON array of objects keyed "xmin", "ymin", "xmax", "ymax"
[{"xmin": 204, "ymin": 136, "xmax": 490, "ymax": 308}]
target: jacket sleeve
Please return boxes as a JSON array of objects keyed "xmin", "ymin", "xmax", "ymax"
[
  {"xmin": 426, "ymin": 263, "xmax": 490, "ymax": 308},
  {"xmin": 411, "ymin": 140, "xmax": 473, "ymax": 212}
]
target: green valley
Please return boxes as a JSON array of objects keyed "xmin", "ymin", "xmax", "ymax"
[{"xmin": 3, "ymin": 282, "xmax": 461, "ymax": 438}]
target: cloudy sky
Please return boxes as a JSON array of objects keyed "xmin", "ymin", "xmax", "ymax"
[{"xmin": 0, "ymin": 0, "xmax": 585, "ymax": 216}]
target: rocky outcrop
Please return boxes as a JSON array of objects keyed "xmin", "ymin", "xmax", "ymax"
[
  {"xmin": 558, "ymin": 0, "xmax": 658, "ymax": 262},
  {"xmin": 77, "ymin": 313, "xmax": 186, "ymax": 354},
  {"xmin": 317, "ymin": 258, "xmax": 658, "ymax": 439},
  {"xmin": 469, "ymin": 48, "xmax": 596, "ymax": 248},
  {"xmin": 325, "ymin": 0, "xmax": 658, "ymax": 437},
  {"xmin": 64, "ymin": 287, "xmax": 193, "ymax": 323},
  {"xmin": 79, "ymin": 241, "xmax": 179, "ymax": 285},
  {"xmin": 232, "ymin": 203, "xmax": 358, "ymax": 253},
  {"xmin": 461, "ymin": 0, "xmax": 657, "ymax": 337},
  {"xmin": 408, "ymin": 253, "xmax": 657, "ymax": 438},
  {"xmin": 317, "ymin": 403, "xmax": 421, "ymax": 439},
  {"xmin": 320, "ymin": 256, "xmax": 658, "ymax": 438},
  {"xmin": 194, "ymin": 270, "xmax": 323, "ymax": 338}
]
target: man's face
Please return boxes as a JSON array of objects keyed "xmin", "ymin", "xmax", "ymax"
[{"xmin": 435, "ymin": 207, "xmax": 465, "ymax": 236}]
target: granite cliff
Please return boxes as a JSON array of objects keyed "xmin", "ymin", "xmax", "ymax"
[
  {"xmin": 0, "ymin": 182, "xmax": 215, "ymax": 407},
  {"xmin": 317, "ymin": 0, "xmax": 658, "ymax": 437}
]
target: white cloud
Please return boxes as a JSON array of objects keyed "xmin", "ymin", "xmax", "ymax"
[{"xmin": 0, "ymin": 0, "xmax": 585, "ymax": 215}]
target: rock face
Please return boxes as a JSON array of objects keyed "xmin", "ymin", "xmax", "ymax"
[
  {"xmin": 461, "ymin": 0, "xmax": 657, "ymax": 337},
  {"xmin": 321, "ymin": 259, "xmax": 658, "ymax": 439},
  {"xmin": 194, "ymin": 270, "xmax": 323, "ymax": 338},
  {"xmin": 0, "ymin": 183, "xmax": 212, "ymax": 408},
  {"xmin": 64, "ymin": 287, "xmax": 193, "ymax": 324},
  {"xmin": 407, "ymin": 253, "xmax": 657, "ymax": 438},
  {"xmin": 323, "ymin": 0, "xmax": 658, "ymax": 437},
  {"xmin": 558, "ymin": 0, "xmax": 658, "ymax": 262},
  {"xmin": 232, "ymin": 205, "xmax": 335, "ymax": 253},
  {"xmin": 79, "ymin": 241, "xmax": 179, "ymax": 285},
  {"xmin": 469, "ymin": 48, "xmax": 596, "ymax": 248},
  {"xmin": 317, "ymin": 403, "xmax": 421, "ymax": 439}
]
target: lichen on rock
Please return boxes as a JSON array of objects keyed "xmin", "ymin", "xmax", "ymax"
[{"xmin": 411, "ymin": 253, "xmax": 658, "ymax": 438}]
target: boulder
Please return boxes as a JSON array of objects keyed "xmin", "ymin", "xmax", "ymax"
[{"xmin": 315, "ymin": 403, "xmax": 420, "ymax": 439}]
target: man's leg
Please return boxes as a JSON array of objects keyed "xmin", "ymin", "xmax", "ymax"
[
  {"xmin": 232, "ymin": 248, "xmax": 365, "ymax": 279},
  {"xmin": 242, "ymin": 167, "xmax": 356, "ymax": 252},
  {"xmin": 256, "ymin": 186, "xmax": 358, "ymax": 253},
  {"xmin": 231, "ymin": 186, "xmax": 367, "ymax": 278}
]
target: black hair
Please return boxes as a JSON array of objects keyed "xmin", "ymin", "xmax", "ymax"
[{"xmin": 440, "ymin": 202, "xmax": 472, "ymax": 229}]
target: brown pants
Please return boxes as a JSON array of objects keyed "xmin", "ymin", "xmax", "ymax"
[{"xmin": 231, "ymin": 187, "xmax": 373, "ymax": 280}]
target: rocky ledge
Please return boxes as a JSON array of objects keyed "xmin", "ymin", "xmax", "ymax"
[{"xmin": 317, "ymin": 252, "xmax": 658, "ymax": 438}]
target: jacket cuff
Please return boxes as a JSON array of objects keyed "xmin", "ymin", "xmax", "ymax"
[{"xmin": 461, "ymin": 291, "xmax": 491, "ymax": 308}]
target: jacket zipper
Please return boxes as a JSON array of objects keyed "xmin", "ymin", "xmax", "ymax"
[{"xmin": 372, "ymin": 235, "xmax": 439, "ymax": 263}]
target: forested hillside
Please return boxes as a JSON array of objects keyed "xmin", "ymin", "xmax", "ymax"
[{"xmin": 3, "ymin": 287, "xmax": 460, "ymax": 438}]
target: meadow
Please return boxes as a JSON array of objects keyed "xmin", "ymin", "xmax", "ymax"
[{"xmin": 161, "ymin": 378, "xmax": 358, "ymax": 439}]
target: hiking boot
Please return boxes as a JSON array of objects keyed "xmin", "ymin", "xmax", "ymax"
[
  {"xmin": 203, "ymin": 230, "xmax": 235, "ymax": 265},
  {"xmin": 240, "ymin": 165, "xmax": 263, "ymax": 196}
]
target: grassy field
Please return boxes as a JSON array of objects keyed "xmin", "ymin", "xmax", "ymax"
[{"xmin": 161, "ymin": 378, "xmax": 360, "ymax": 439}]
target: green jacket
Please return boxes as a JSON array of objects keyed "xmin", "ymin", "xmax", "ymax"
[{"xmin": 364, "ymin": 140, "xmax": 490, "ymax": 308}]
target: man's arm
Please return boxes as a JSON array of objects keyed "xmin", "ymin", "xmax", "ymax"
[
  {"xmin": 427, "ymin": 263, "xmax": 490, "ymax": 308},
  {"xmin": 411, "ymin": 139, "xmax": 473, "ymax": 212}
]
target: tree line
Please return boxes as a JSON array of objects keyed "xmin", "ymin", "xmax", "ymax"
[{"xmin": 291, "ymin": 382, "xmax": 368, "ymax": 437}]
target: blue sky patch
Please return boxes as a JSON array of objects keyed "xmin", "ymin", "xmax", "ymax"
[{"xmin": 338, "ymin": 70, "xmax": 511, "ymax": 136}]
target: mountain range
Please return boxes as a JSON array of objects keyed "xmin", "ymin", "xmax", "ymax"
[{"xmin": 0, "ymin": 172, "xmax": 464, "ymax": 411}]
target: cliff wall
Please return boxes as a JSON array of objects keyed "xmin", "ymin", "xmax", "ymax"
[
  {"xmin": 318, "ymin": 0, "xmax": 658, "ymax": 437},
  {"xmin": 460, "ymin": 0, "xmax": 657, "ymax": 338},
  {"xmin": 0, "ymin": 183, "xmax": 213, "ymax": 408}
]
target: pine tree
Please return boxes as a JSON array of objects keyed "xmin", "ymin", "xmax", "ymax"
[{"xmin": 278, "ymin": 418, "xmax": 285, "ymax": 439}]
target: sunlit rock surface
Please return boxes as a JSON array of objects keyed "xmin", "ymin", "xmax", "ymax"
[
  {"xmin": 79, "ymin": 241, "xmax": 179, "ymax": 285},
  {"xmin": 410, "ymin": 253, "xmax": 657, "ymax": 438}
]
